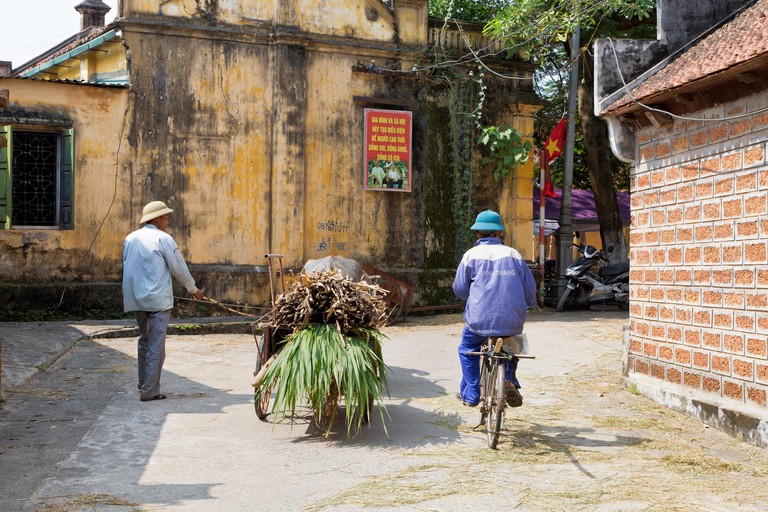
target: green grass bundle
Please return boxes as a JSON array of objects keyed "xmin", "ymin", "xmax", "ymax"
[{"xmin": 256, "ymin": 324, "xmax": 388, "ymax": 437}]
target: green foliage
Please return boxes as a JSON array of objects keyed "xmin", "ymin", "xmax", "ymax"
[
  {"xmin": 479, "ymin": 125, "xmax": 532, "ymax": 181},
  {"xmin": 484, "ymin": 0, "xmax": 655, "ymax": 61},
  {"xmin": 429, "ymin": 0, "xmax": 514, "ymax": 23},
  {"xmin": 257, "ymin": 324, "xmax": 389, "ymax": 437}
]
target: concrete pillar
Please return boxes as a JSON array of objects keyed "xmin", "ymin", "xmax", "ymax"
[{"xmin": 499, "ymin": 103, "xmax": 541, "ymax": 261}]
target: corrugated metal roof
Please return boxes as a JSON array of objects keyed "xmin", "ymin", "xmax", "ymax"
[{"xmin": 0, "ymin": 75, "xmax": 127, "ymax": 88}]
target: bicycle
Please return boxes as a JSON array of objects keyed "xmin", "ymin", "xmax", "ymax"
[{"xmin": 468, "ymin": 334, "xmax": 534, "ymax": 449}]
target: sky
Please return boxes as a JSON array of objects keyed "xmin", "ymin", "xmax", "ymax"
[{"xmin": 0, "ymin": 1, "xmax": 119, "ymax": 68}]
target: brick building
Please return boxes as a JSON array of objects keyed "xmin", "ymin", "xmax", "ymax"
[{"xmin": 594, "ymin": 0, "xmax": 768, "ymax": 447}]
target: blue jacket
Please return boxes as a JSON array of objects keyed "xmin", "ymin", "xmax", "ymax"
[{"xmin": 453, "ymin": 237, "xmax": 537, "ymax": 336}]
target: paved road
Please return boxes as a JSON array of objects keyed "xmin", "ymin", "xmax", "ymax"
[{"xmin": 2, "ymin": 309, "xmax": 767, "ymax": 511}]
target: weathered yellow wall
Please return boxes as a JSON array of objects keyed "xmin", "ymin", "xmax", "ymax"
[
  {"xmin": 2, "ymin": 1, "xmax": 543, "ymax": 313},
  {"xmin": 0, "ymin": 79, "xmax": 130, "ymax": 280}
]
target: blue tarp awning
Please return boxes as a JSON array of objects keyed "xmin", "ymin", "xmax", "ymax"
[{"xmin": 533, "ymin": 189, "xmax": 630, "ymax": 233}]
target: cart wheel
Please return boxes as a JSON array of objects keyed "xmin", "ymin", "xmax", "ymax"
[{"xmin": 254, "ymin": 334, "xmax": 272, "ymax": 420}]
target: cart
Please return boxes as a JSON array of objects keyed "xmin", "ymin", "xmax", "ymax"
[{"xmin": 252, "ymin": 253, "xmax": 287, "ymax": 420}]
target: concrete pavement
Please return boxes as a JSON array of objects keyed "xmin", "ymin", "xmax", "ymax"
[{"xmin": 2, "ymin": 309, "xmax": 768, "ymax": 512}]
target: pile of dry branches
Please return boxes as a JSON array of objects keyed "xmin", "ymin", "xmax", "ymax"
[{"xmin": 259, "ymin": 269, "xmax": 389, "ymax": 335}]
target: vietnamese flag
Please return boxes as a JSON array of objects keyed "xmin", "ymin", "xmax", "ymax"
[{"xmin": 541, "ymin": 118, "xmax": 565, "ymax": 198}]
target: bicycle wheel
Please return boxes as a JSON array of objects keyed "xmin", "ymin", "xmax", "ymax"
[
  {"xmin": 478, "ymin": 356, "xmax": 490, "ymax": 426},
  {"xmin": 253, "ymin": 334, "xmax": 273, "ymax": 420},
  {"xmin": 486, "ymin": 360, "xmax": 506, "ymax": 449},
  {"xmin": 485, "ymin": 363, "xmax": 504, "ymax": 448}
]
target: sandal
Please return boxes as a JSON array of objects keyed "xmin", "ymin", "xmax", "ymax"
[{"xmin": 140, "ymin": 394, "xmax": 168, "ymax": 402}]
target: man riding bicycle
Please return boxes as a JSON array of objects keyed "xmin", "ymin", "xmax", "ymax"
[{"xmin": 452, "ymin": 210, "xmax": 537, "ymax": 407}]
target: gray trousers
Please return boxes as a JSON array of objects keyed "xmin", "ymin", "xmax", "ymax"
[{"xmin": 136, "ymin": 310, "xmax": 171, "ymax": 400}]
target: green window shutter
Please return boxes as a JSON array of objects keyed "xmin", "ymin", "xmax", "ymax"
[
  {"xmin": 60, "ymin": 129, "xmax": 74, "ymax": 229},
  {"xmin": 0, "ymin": 125, "xmax": 11, "ymax": 230}
]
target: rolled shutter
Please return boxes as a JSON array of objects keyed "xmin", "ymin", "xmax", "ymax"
[{"xmin": 0, "ymin": 125, "xmax": 11, "ymax": 229}]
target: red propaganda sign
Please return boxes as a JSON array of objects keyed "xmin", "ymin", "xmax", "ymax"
[{"xmin": 363, "ymin": 108, "xmax": 412, "ymax": 192}]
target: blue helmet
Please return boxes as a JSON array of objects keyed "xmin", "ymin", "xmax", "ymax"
[{"xmin": 470, "ymin": 210, "xmax": 505, "ymax": 232}]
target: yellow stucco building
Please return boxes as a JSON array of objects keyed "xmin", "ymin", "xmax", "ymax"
[{"xmin": 0, "ymin": 0, "xmax": 543, "ymax": 316}]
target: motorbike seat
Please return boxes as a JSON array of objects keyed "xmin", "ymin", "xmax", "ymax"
[{"xmin": 598, "ymin": 261, "xmax": 629, "ymax": 278}]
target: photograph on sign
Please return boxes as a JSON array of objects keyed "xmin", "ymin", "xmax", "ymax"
[{"xmin": 363, "ymin": 108, "xmax": 412, "ymax": 192}]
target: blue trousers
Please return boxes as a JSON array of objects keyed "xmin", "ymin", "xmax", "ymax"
[
  {"xmin": 136, "ymin": 310, "xmax": 171, "ymax": 400},
  {"xmin": 458, "ymin": 326, "xmax": 520, "ymax": 405}
]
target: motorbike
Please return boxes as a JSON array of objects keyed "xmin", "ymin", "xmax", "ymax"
[{"xmin": 555, "ymin": 244, "xmax": 630, "ymax": 312}]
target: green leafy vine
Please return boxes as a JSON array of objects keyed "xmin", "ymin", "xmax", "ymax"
[{"xmin": 478, "ymin": 124, "xmax": 532, "ymax": 180}]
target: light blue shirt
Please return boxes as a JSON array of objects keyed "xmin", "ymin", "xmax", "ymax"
[
  {"xmin": 453, "ymin": 237, "xmax": 537, "ymax": 337},
  {"xmin": 122, "ymin": 224, "xmax": 198, "ymax": 312}
]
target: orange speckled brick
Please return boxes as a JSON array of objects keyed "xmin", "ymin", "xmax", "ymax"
[
  {"xmin": 736, "ymin": 269, "xmax": 756, "ymax": 286},
  {"xmin": 709, "ymin": 124, "xmax": 728, "ymax": 143},
  {"xmin": 693, "ymin": 269, "xmax": 710, "ymax": 284},
  {"xmin": 713, "ymin": 223, "xmax": 734, "ymax": 239},
  {"xmin": 676, "ymin": 306, "xmax": 693, "ymax": 323},
  {"xmin": 684, "ymin": 371, "xmax": 701, "ymax": 389},
  {"xmin": 723, "ymin": 380, "xmax": 743, "ymax": 400},
  {"xmin": 712, "ymin": 355, "xmax": 730, "ymax": 374},
  {"xmin": 702, "ymin": 289, "xmax": 722, "ymax": 305},
  {"xmin": 746, "ymin": 195, "xmax": 767, "ymax": 215},
  {"xmin": 668, "ymin": 247, "xmax": 683, "ymax": 263},
  {"xmin": 640, "ymin": 146, "xmax": 655, "ymax": 161},
  {"xmin": 730, "ymin": 119, "xmax": 752, "ymax": 137},
  {"xmin": 702, "ymin": 376, "xmax": 720, "ymax": 393},
  {"xmin": 758, "ymin": 364, "xmax": 768, "ymax": 384},
  {"xmin": 660, "ymin": 189, "xmax": 676, "ymax": 204},
  {"xmin": 668, "ymin": 326, "xmax": 683, "ymax": 341},
  {"xmin": 667, "ymin": 289, "xmax": 682, "ymax": 302},
  {"xmin": 724, "ymin": 333, "xmax": 745, "ymax": 353},
  {"xmin": 759, "ymin": 269, "xmax": 768, "ymax": 286},
  {"xmin": 682, "ymin": 163, "xmax": 699, "ymax": 180},
  {"xmin": 693, "ymin": 351, "xmax": 709, "ymax": 369},
  {"xmin": 753, "ymin": 112, "xmax": 768, "ymax": 130},
  {"xmin": 736, "ymin": 172, "xmax": 757, "ymax": 192},
  {"xmin": 668, "ymin": 367, "xmax": 682, "ymax": 384},
  {"xmin": 714, "ymin": 312, "xmax": 733, "ymax": 329},
  {"xmin": 747, "ymin": 338, "xmax": 768, "ymax": 359},
  {"xmin": 677, "ymin": 184, "xmax": 694, "ymax": 202},
  {"xmin": 743, "ymin": 146, "xmax": 765, "ymax": 168},
  {"xmin": 655, "ymin": 142, "xmax": 671, "ymax": 158},
  {"xmin": 712, "ymin": 269, "xmax": 732, "ymax": 285},
  {"xmin": 685, "ymin": 246, "xmax": 702, "ymax": 264},
  {"xmin": 676, "ymin": 347, "xmax": 692, "ymax": 365},
  {"xmin": 645, "ymin": 190, "xmax": 660, "ymax": 206},
  {"xmin": 701, "ymin": 157, "xmax": 720, "ymax": 176},
  {"xmin": 722, "ymin": 244, "xmax": 742, "ymax": 263},
  {"xmin": 690, "ymin": 130, "xmax": 708, "ymax": 147},
  {"xmin": 677, "ymin": 227, "xmax": 693, "ymax": 242},
  {"xmin": 703, "ymin": 201, "xmax": 721, "ymax": 221},
  {"xmin": 667, "ymin": 207, "xmax": 683, "ymax": 223},
  {"xmin": 735, "ymin": 313, "xmax": 755, "ymax": 331},
  {"xmin": 684, "ymin": 329, "xmax": 701, "ymax": 346},
  {"xmin": 695, "ymin": 181, "xmax": 714, "ymax": 198},
  {"xmin": 736, "ymin": 220, "xmax": 758, "ymax": 238},
  {"xmin": 734, "ymin": 358, "xmax": 754, "ymax": 379},
  {"xmin": 665, "ymin": 166, "xmax": 682, "ymax": 183},
  {"xmin": 722, "ymin": 152, "xmax": 742, "ymax": 171},
  {"xmin": 694, "ymin": 309, "xmax": 711, "ymax": 326},
  {"xmin": 676, "ymin": 268, "xmax": 692, "ymax": 283},
  {"xmin": 745, "ymin": 242, "xmax": 767, "ymax": 263},
  {"xmin": 651, "ymin": 363, "xmax": 665, "ymax": 379},
  {"xmin": 747, "ymin": 386, "xmax": 767, "ymax": 406},
  {"xmin": 747, "ymin": 337, "xmax": 767, "ymax": 358},
  {"xmin": 715, "ymin": 177, "xmax": 734, "ymax": 195},
  {"xmin": 704, "ymin": 245, "xmax": 722, "ymax": 264},
  {"xmin": 672, "ymin": 136, "xmax": 689, "ymax": 153},
  {"xmin": 652, "ymin": 210, "xmax": 666, "ymax": 225},
  {"xmin": 659, "ymin": 345, "xmax": 673, "ymax": 361},
  {"xmin": 722, "ymin": 198, "xmax": 743, "ymax": 218},
  {"xmin": 695, "ymin": 225, "xmax": 712, "ymax": 241},
  {"xmin": 703, "ymin": 330, "xmax": 722, "ymax": 348},
  {"xmin": 685, "ymin": 205, "xmax": 701, "ymax": 222},
  {"xmin": 724, "ymin": 291, "xmax": 745, "ymax": 308},
  {"xmin": 635, "ymin": 359, "xmax": 649, "ymax": 375}
]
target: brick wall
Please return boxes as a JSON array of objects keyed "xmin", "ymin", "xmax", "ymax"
[{"xmin": 628, "ymin": 93, "xmax": 768, "ymax": 419}]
